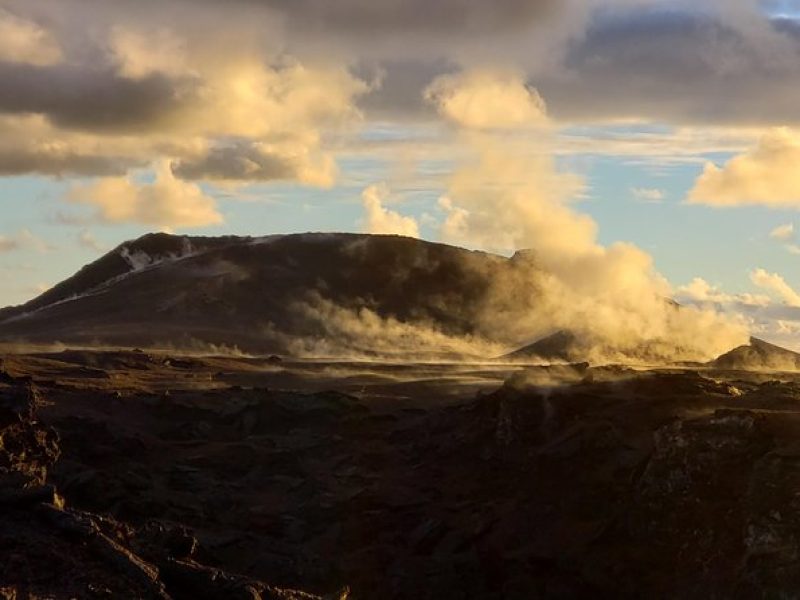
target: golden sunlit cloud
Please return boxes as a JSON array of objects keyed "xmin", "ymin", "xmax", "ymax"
[
  {"xmin": 0, "ymin": 9, "xmax": 62, "ymax": 66},
  {"xmin": 689, "ymin": 128, "xmax": 800, "ymax": 208},
  {"xmin": 68, "ymin": 162, "xmax": 223, "ymax": 229},
  {"xmin": 751, "ymin": 268, "xmax": 800, "ymax": 308},
  {"xmin": 677, "ymin": 277, "xmax": 771, "ymax": 308},
  {"xmin": 425, "ymin": 69, "xmax": 547, "ymax": 131}
]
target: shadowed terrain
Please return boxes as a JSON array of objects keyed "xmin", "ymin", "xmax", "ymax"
[
  {"xmin": 5, "ymin": 349, "xmax": 800, "ymax": 598},
  {"xmin": 5, "ymin": 234, "xmax": 800, "ymax": 598},
  {"xmin": 0, "ymin": 233, "xmax": 543, "ymax": 357}
]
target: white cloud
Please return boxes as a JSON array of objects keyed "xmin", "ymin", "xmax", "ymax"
[
  {"xmin": 676, "ymin": 277, "xmax": 771, "ymax": 308},
  {"xmin": 689, "ymin": 128, "xmax": 800, "ymax": 208},
  {"xmin": 360, "ymin": 184, "xmax": 419, "ymax": 238},
  {"xmin": 631, "ymin": 187, "xmax": 664, "ymax": 202},
  {"xmin": 68, "ymin": 162, "xmax": 224, "ymax": 229},
  {"xmin": 751, "ymin": 268, "xmax": 800, "ymax": 307},
  {"xmin": 424, "ymin": 69, "xmax": 547, "ymax": 131}
]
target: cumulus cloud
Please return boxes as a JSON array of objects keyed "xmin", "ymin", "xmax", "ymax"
[
  {"xmin": 0, "ymin": 4, "xmax": 369, "ymax": 216},
  {"xmin": 674, "ymin": 274, "xmax": 800, "ymax": 351},
  {"xmin": 751, "ymin": 268, "xmax": 800, "ymax": 307},
  {"xmin": 360, "ymin": 184, "xmax": 420, "ymax": 238},
  {"xmin": 425, "ymin": 70, "xmax": 547, "ymax": 130},
  {"xmin": 324, "ymin": 3, "xmax": 800, "ymax": 127},
  {"xmin": 537, "ymin": 7, "xmax": 800, "ymax": 126},
  {"xmin": 0, "ymin": 9, "xmax": 62, "ymax": 66},
  {"xmin": 676, "ymin": 277, "xmax": 771, "ymax": 308},
  {"xmin": 68, "ymin": 162, "xmax": 223, "ymax": 229},
  {"xmin": 689, "ymin": 129, "xmax": 800, "ymax": 208}
]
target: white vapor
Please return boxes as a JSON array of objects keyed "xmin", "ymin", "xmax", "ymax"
[{"xmin": 424, "ymin": 68, "xmax": 748, "ymax": 362}]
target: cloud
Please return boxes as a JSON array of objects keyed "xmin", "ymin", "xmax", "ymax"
[
  {"xmin": 109, "ymin": 26, "xmax": 189, "ymax": 79},
  {"xmin": 425, "ymin": 70, "xmax": 547, "ymax": 130},
  {"xmin": 0, "ymin": 61, "xmax": 192, "ymax": 133},
  {"xmin": 676, "ymin": 277, "xmax": 771, "ymax": 308},
  {"xmin": 0, "ymin": 9, "xmax": 62, "ymax": 66},
  {"xmin": 688, "ymin": 129, "xmax": 800, "ymax": 208},
  {"xmin": 171, "ymin": 140, "xmax": 337, "ymax": 187},
  {"xmin": 7, "ymin": 1, "xmax": 800, "ymax": 133},
  {"xmin": 770, "ymin": 222, "xmax": 795, "ymax": 240},
  {"xmin": 331, "ymin": 5, "xmax": 800, "ymax": 128},
  {"xmin": 751, "ymin": 268, "xmax": 800, "ymax": 307},
  {"xmin": 360, "ymin": 184, "xmax": 420, "ymax": 238},
  {"xmin": 0, "ymin": 7, "xmax": 368, "ymax": 190},
  {"xmin": 631, "ymin": 187, "xmax": 664, "ymax": 202},
  {"xmin": 68, "ymin": 162, "xmax": 223, "ymax": 229},
  {"xmin": 536, "ymin": 8, "xmax": 800, "ymax": 126},
  {"xmin": 264, "ymin": 0, "xmax": 566, "ymax": 36}
]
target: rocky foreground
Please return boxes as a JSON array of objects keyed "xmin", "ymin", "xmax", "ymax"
[{"xmin": 4, "ymin": 352, "xmax": 800, "ymax": 598}]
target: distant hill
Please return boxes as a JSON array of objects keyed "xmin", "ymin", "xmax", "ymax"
[
  {"xmin": 710, "ymin": 337, "xmax": 800, "ymax": 371},
  {"xmin": 0, "ymin": 233, "xmax": 539, "ymax": 356},
  {"xmin": 0, "ymin": 232, "xmax": 779, "ymax": 363}
]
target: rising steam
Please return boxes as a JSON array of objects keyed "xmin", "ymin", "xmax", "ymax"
[{"xmin": 422, "ymin": 69, "xmax": 748, "ymax": 363}]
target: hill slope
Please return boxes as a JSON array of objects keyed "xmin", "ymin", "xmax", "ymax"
[
  {"xmin": 0, "ymin": 233, "xmax": 543, "ymax": 356},
  {"xmin": 711, "ymin": 337, "xmax": 800, "ymax": 371}
]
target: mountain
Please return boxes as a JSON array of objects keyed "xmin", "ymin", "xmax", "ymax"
[
  {"xmin": 711, "ymin": 337, "xmax": 800, "ymax": 371},
  {"xmin": 0, "ymin": 232, "xmax": 541, "ymax": 355}
]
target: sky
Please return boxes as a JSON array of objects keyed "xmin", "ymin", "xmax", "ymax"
[{"xmin": 3, "ymin": 0, "xmax": 800, "ymax": 350}]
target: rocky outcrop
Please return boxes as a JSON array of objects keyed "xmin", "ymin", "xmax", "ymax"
[
  {"xmin": 0, "ymin": 377, "xmax": 333, "ymax": 600},
  {"xmin": 712, "ymin": 336, "xmax": 800, "ymax": 371},
  {"xmin": 7, "ymin": 352, "xmax": 800, "ymax": 597}
]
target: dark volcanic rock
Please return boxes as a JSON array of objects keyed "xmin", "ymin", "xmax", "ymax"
[
  {"xmin": 712, "ymin": 336, "xmax": 800, "ymax": 371},
  {"xmin": 9, "ymin": 352, "xmax": 800, "ymax": 598},
  {"xmin": 0, "ymin": 381, "xmax": 330, "ymax": 600},
  {"xmin": 0, "ymin": 233, "xmax": 543, "ymax": 355}
]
